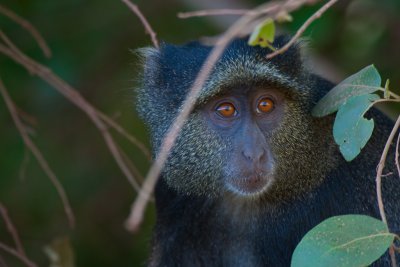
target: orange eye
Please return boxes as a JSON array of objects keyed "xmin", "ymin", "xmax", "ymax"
[
  {"xmin": 257, "ymin": 97, "xmax": 274, "ymax": 113},
  {"xmin": 215, "ymin": 102, "xmax": 237, "ymax": 118}
]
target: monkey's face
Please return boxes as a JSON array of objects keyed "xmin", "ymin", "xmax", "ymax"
[
  {"xmin": 137, "ymin": 38, "xmax": 337, "ymax": 201},
  {"xmin": 159, "ymin": 85, "xmax": 335, "ymax": 201},
  {"xmin": 202, "ymin": 87, "xmax": 285, "ymax": 197}
]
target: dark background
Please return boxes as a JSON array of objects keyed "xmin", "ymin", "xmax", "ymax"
[{"xmin": 0, "ymin": 0, "xmax": 399, "ymax": 266}]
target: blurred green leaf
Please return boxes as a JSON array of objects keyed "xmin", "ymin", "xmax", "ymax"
[
  {"xmin": 44, "ymin": 236, "xmax": 75, "ymax": 267},
  {"xmin": 384, "ymin": 79, "xmax": 390, "ymax": 99},
  {"xmin": 248, "ymin": 18, "xmax": 275, "ymax": 49},
  {"xmin": 276, "ymin": 11, "xmax": 293, "ymax": 23},
  {"xmin": 291, "ymin": 215, "xmax": 394, "ymax": 267},
  {"xmin": 333, "ymin": 94, "xmax": 379, "ymax": 161},
  {"xmin": 312, "ymin": 65, "xmax": 381, "ymax": 117}
]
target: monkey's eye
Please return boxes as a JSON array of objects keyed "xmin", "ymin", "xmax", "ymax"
[
  {"xmin": 215, "ymin": 102, "xmax": 238, "ymax": 118},
  {"xmin": 256, "ymin": 97, "xmax": 274, "ymax": 114}
]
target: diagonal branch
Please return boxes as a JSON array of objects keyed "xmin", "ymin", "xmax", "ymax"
[
  {"xmin": 121, "ymin": 0, "xmax": 159, "ymax": 49},
  {"xmin": 266, "ymin": 0, "xmax": 338, "ymax": 59},
  {"xmin": 0, "ymin": 203, "xmax": 25, "ymax": 257},
  {"xmin": 0, "ymin": 242, "xmax": 36, "ymax": 267},
  {"xmin": 0, "ymin": 4, "xmax": 51, "ymax": 58},
  {"xmin": 0, "ymin": 79, "xmax": 75, "ymax": 228},
  {"xmin": 0, "ymin": 32, "xmax": 145, "ymax": 192}
]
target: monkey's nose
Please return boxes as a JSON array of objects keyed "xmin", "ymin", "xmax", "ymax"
[{"xmin": 241, "ymin": 146, "xmax": 266, "ymax": 164}]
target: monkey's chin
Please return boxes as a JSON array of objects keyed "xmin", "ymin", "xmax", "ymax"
[{"xmin": 225, "ymin": 175, "xmax": 273, "ymax": 197}]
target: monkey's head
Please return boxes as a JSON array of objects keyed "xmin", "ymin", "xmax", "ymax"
[{"xmin": 136, "ymin": 37, "xmax": 338, "ymax": 203}]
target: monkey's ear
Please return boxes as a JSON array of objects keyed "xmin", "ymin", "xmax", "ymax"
[
  {"xmin": 135, "ymin": 47, "xmax": 166, "ymax": 129},
  {"xmin": 135, "ymin": 42, "xmax": 210, "ymax": 129}
]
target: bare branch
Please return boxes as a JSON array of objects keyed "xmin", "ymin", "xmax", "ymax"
[
  {"xmin": 178, "ymin": 0, "xmax": 320, "ymax": 19},
  {"xmin": 178, "ymin": 8, "xmax": 252, "ymax": 18},
  {"xmin": 18, "ymin": 149, "xmax": 30, "ymax": 181},
  {"xmin": 125, "ymin": 0, "xmax": 315, "ymax": 232},
  {"xmin": 118, "ymin": 145, "xmax": 145, "ymax": 184},
  {"xmin": 121, "ymin": 0, "xmax": 159, "ymax": 49},
  {"xmin": 0, "ymin": 256, "xmax": 8, "ymax": 267},
  {"xmin": 395, "ymin": 131, "xmax": 400, "ymax": 178},
  {"xmin": 389, "ymin": 246, "xmax": 397, "ymax": 267},
  {"xmin": 0, "ymin": 32, "xmax": 145, "ymax": 192},
  {"xmin": 97, "ymin": 111, "xmax": 151, "ymax": 161},
  {"xmin": 376, "ymin": 115, "xmax": 400, "ymax": 224},
  {"xmin": 0, "ymin": 78, "xmax": 75, "ymax": 228},
  {"xmin": 0, "ymin": 242, "xmax": 36, "ymax": 267},
  {"xmin": 376, "ymin": 115, "xmax": 400, "ymax": 266},
  {"xmin": 266, "ymin": 0, "xmax": 338, "ymax": 59},
  {"xmin": 0, "ymin": 203, "xmax": 25, "ymax": 256},
  {"xmin": 0, "ymin": 4, "xmax": 51, "ymax": 58}
]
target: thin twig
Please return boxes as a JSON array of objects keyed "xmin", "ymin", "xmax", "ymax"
[
  {"xmin": 0, "ymin": 242, "xmax": 36, "ymax": 267},
  {"xmin": 376, "ymin": 115, "xmax": 400, "ymax": 266},
  {"xmin": 377, "ymin": 115, "xmax": 400, "ymax": 226},
  {"xmin": 0, "ymin": 4, "xmax": 51, "ymax": 58},
  {"xmin": 380, "ymin": 172, "xmax": 393, "ymax": 178},
  {"xmin": 1, "ymin": 7, "xmax": 151, "ymax": 160},
  {"xmin": 0, "ymin": 256, "xmax": 8, "ymax": 267},
  {"xmin": 0, "ymin": 34, "xmax": 144, "ymax": 192},
  {"xmin": 178, "ymin": 8, "xmax": 254, "ymax": 18},
  {"xmin": 396, "ymin": 132, "xmax": 400, "ymax": 178},
  {"xmin": 125, "ymin": 0, "xmax": 314, "ymax": 232},
  {"xmin": 97, "ymin": 111, "xmax": 151, "ymax": 161},
  {"xmin": 121, "ymin": 0, "xmax": 159, "ymax": 49},
  {"xmin": 389, "ymin": 246, "xmax": 397, "ymax": 267},
  {"xmin": 266, "ymin": 0, "xmax": 338, "ymax": 59},
  {"xmin": 118, "ymin": 145, "xmax": 145, "ymax": 184},
  {"xmin": 0, "ymin": 78, "xmax": 75, "ymax": 228},
  {"xmin": 0, "ymin": 203, "xmax": 26, "ymax": 257},
  {"xmin": 18, "ymin": 149, "xmax": 30, "ymax": 181},
  {"xmin": 177, "ymin": 0, "xmax": 319, "ymax": 19}
]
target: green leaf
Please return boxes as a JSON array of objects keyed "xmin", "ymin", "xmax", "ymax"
[
  {"xmin": 312, "ymin": 65, "xmax": 381, "ymax": 117},
  {"xmin": 291, "ymin": 215, "xmax": 395, "ymax": 267},
  {"xmin": 333, "ymin": 94, "xmax": 379, "ymax": 161},
  {"xmin": 248, "ymin": 18, "xmax": 275, "ymax": 49}
]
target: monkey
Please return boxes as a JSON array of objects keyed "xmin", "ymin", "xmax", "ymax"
[{"xmin": 135, "ymin": 36, "xmax": 400, "ymax": 267}]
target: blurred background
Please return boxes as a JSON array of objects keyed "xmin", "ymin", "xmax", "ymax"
[{"xmin": 0, "ymin": 0, "xmax": 399, "ymax": 266}]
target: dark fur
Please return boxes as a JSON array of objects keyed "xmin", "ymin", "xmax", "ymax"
[{"xmin": 136, "ymin": 37, "xmax": 400, "ymax": 266}]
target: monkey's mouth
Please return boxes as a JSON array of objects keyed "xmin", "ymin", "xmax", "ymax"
[{"xmin": 226, "ymin": 173, "xmax": 272, "ymax": 196}]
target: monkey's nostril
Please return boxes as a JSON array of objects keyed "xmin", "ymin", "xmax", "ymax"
[
  {"xmin": 242, "ymin": 149, "xmax": 255, "ymax": 161},
  {"xmin": 242, "ymin": 148, "xmax": 266, "ymax": 163}
]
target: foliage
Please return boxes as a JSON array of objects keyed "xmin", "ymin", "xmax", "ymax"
[
  {"xmin": 294, "ymin": 64, "xmax": 400, "ymax": 265},
  {"xmin": 291, "ymin": 215, "xmax": 395, "ymax": 267},
  {"xmin": 313, "ymin": 65, "xmax": 399, "ymax": 161},
  {"xmin": 248, "ymin": 18, "xmax": 276, "ymax": 49}
]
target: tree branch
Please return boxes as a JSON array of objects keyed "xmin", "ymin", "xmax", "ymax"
[
  {"xmin": 395, "ymin": 131, "xmax": 400, "ymax": 178},
  {"xmin": 376, "ymin": 115, "xmax": 400, "ymax": 267},
  {"xmin": 0, "ymin": 32, "xmax": 145, "ymax": 192},
  {"xmin": 0, "ymin": 79, "xmax": 75, "ymax": 228},
  {"xmin": 266, "ymin": 0, "xmax": 338, "ymax": 59},
  {"xmin": 178, "ymin": 8, "xmax": 253, "ymax": 18},
  {"xmin": 0, "ymin": 4, "xmax": 51, "ymax": 58},
  {"xmin": 121, "ymin": 0, "xmax": 159, "ymax": 49},
  {"xmin": 0, "ymin": 203, "xmax": 25, "ymax": 257},
  {"xmin": 0, "ymin": 242, "xmax": 36, "ymax": 267},
  {"xmin": 178, "ymin": 0, "xmax": 319, "ymax": 19}
]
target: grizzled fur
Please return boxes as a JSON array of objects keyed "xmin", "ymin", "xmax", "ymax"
[{"xmin": 135, "ymin": 37, "xmax": 400, "ymax": 266}]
